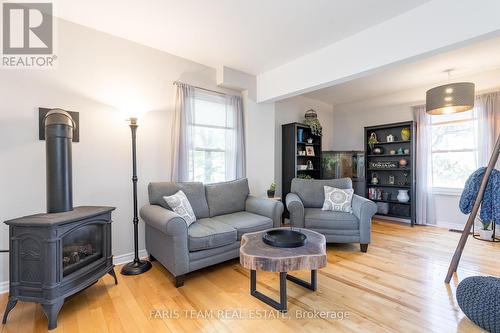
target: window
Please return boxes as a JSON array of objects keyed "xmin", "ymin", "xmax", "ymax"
[
  {"xmin": 188, "ymin": 89, "xmax": 235, "ymax": 184},
  {"xmin": 430, "ymin": 110, "xmax": 478, "ymax": 190}
]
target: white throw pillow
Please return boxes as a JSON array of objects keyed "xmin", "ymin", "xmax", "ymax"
[
  {"xmin": 163, "ymin": 190, "xmax": 196, "ymax": 226},
  {"xmin": 321, "ymin": 186, "xmax": 354, "ymax": 213}
]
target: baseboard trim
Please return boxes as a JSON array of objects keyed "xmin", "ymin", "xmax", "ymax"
[
  {"xmin": 0, "ymin": 281, "xmax": 8, "ymax": 294},
  {"xmin": 113, "ymin": 249, "xmax": 149, "ymax": 265},
  {"xmin": 0, "ymin": 249, "xmax": 149, "ymax": 295}
]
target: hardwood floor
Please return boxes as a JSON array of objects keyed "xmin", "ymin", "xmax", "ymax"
[{"xmin": 1, "ymin": 220, "xmax": 498, "ymax": 333}]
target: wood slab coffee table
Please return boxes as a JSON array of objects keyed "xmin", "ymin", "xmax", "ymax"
[{"xmin": 240, "ymin": 228, "xmax": 326, "ymax": 312}]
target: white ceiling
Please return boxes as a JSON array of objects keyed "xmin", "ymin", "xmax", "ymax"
[
  {"xmin": 53, "ymin": 0, "xmax": 430, "ymax": 75},
  {"xmin": 304, "ymin": 35, "xmax": 500, "ymax": 106}
]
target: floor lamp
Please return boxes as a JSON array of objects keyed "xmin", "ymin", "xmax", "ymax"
[{"xmin": 121, "ymin": 117, "xmax": 152, "ymax": 275}]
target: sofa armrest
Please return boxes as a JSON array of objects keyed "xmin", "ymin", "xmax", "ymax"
[
  {"xmin": 245, "ymin": 196, "xmax": 284, "ymax": 228},
  {"xmin": 140, "ymin": 204, "xmax": 189, "ymax": 277},
  {"xmin": 286, "ymin": 193, "xmax": 305, "ymax": 228},
  {"xmin": 140, "ymin": 204, "xmax": 188, "ymax": 237},
  {"xmin": 351, "ymin": 195, "xmax": 377, "ymax": 244}
]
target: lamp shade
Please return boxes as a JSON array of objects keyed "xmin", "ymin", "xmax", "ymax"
[{"xmin": 425, "ymin": 82, "xmax": 475, "ymax": 115}]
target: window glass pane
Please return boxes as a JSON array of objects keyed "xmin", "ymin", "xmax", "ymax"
[
  {"xmin": 194, "ymin": 97, "xmax": 227, "ymax": 127},
  {"xmin": 431, "ymin": 121, "xmax": 475, "ymax": 151},
  {"xmin": 192, "ymin": 151, "xmax": 225, "ymax": 184},
  {"xmin": 193, "ymin": 126, "xmax": 226, "ymax": 150},
  {"xmin": 432, "ymin": 151, "xmax": 476, "ymax": 188}
]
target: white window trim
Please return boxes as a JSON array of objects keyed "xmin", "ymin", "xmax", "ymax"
[{"xmin": 432, "ymin": 187, "xmax": 462, "ymax": 196}]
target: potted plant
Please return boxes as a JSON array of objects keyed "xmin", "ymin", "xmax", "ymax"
[
  {"xmin": 478, "ymin": 219, "xmax": 493, "ymax": 241},
  {"xmin": 368, "ymin": 133, "xmax": 378, "ymax": 152},
  {"xmin": 267, "ymin": 182, "xmax": 276, "ymax": 198}
]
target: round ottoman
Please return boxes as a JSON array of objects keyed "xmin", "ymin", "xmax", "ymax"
[{"xmin": 456, "ymin": 276, "xmax": 500, "ymax": 333}]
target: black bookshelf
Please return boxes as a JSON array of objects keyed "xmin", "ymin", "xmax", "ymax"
[
  {"xmin": 282, "ymin": 122, "xmax": 322, "ymax": 204},
  {"xmin": 364, "ymin": 121, "xmax": 416, "ymax": 226}
]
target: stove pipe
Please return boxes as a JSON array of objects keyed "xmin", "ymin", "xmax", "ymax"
[{"xmin": 44, "ymin": 109, "xmax": 74, "ymax": 213}]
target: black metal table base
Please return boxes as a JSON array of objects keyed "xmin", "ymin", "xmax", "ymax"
[{"xmin": 250, "ymin": 269, "xmax": 317, "ymax": 312}]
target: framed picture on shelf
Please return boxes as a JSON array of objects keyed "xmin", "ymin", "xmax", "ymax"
[{"xmin": 305, "ymin": 146, "xmax": 315, "ymax": 156}]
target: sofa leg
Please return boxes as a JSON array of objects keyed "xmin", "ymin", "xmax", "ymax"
[
  {"xmin": 360, "ymin": 244, "xmax": 368, "ymax": 253},
  {"xmin": 149, "ymin": 254, "xmax": 156, "ymax": 262},
  {"xmin": 175, "ymin": 275, "xmax": 185, "ymax": 288}
]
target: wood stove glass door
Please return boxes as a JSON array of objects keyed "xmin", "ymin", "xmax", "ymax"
[{"xmin": 62, "ymin": 224, "xmax": 103, "ymax": 277}]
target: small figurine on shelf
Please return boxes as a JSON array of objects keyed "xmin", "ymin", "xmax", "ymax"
[
  {"xmin": 307, "ymin": 160, "xmax": 314, "ymax": 170},
  {"xmin": 400, "ymin": 171, "xmax": 409, "ymax": 185}
]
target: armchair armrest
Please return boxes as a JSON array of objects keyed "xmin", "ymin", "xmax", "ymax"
[
  {"xmin": 286, "ymin": 193, "xmax": 305, "ymax": 228},
  {"xmin": 351, "ymin": 195, "xmax": 377, "ymax": 244},
  {"xmin": 245, "ymin": 196, "xmax": 284, "ymax": 228},
  {"xmin": 140, "ymin": 204, "xmax": 188, "ymax": 237}
]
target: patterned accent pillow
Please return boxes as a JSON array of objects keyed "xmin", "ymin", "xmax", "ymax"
[
  {"xmin": 321, "ymin": 186, "xmax": 354, "ymax": 213},
  {"xmin": 163, "ymin": 190, "xmax": 196, "ymax": 226}
]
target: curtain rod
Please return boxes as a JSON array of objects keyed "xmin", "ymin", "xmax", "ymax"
[{"xmin": 173, "ymin": 81, "xmax": 228, "ymax": 96}]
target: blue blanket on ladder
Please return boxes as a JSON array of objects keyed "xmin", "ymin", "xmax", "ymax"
[{"xmin": 459, "ymin": 167, "xmax": 500, "ymax": 225}]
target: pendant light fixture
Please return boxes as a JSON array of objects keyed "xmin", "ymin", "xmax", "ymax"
[{"xmin": 426, "ymin": 70, "xmax": 475, "ymax": 115}]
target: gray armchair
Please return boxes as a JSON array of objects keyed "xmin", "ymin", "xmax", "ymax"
[
  {"xmin": 286, "ymin": 178, "xmax": 376, "ymax": 252},
  {"xmin": 140, "ymin": 178, "xmax": 283, "ymax": 287}
]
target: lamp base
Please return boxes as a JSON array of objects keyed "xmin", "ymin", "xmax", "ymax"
[{"xmin": 120, "ymin": 259, "xmax": 152, "ymax": 276}]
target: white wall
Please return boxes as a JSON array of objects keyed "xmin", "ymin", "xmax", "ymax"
[
  {"xmin": 244, "ymin": 91, "xmax": 276, "ymax": 196},
  {"xmin": 274, "ymin": 96, "xmax": 334, "ymax": 195},
  {"xmin": 0, "ymin": 19, "xmax": 257, "ymax": 290},
  {"xmin": 332, "ymin": 95, "xmax": 469, "ymax": 227}
]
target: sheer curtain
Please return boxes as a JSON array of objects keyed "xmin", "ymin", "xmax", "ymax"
[
  {"xmin": 473, "ymin": 91, "xmax": 500, "ymax": 168},
  {"xmin": 171, "ymin": 82, "xmax": 195, "ymax": 182},
  {"xmin": 226, "ymin": 94, "xmax": 246, "ymax": 180},
  {"xmin": 413, "ymin": 105, "xmax": 436, "ymax": 225},
  {"xmin": 171, "ymin": 82, "xmax": 246, "ymax": 182}
]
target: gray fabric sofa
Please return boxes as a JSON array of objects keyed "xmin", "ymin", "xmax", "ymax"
[
  {"xmin": 286, "ymin": 178, "xmax": 377, "ymax": 252},
  {"xmin": 140, "ymin": 178, "xmax": 283, "ymax": 287}
]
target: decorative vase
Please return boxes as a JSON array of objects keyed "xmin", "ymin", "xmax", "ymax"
[
  {"xmin": 401, "ymin": 128, "xmax": 410, "ymax": 141},
  {"xmin": 297, "ymin": 128, "xmax": 304, "ymax": 142},
  {"xmin": 372, "ymin": 146, "xmax": 383, "ymax": 155},
  {"xmin": 397, "ymin": 190, "xmax": 410, "ymax": 203},
  {"xmin": 399, "ymin": 159, "xmax": 408, "ymax": 167},
  {"xmin": 371, "ymin": 173, "xmax": 379, "ymax": 185},
  {"xmin": 267, "ymin": 190, "xmax": 275, "ymax": 198}
]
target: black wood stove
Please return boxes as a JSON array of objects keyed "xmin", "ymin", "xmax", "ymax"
[{"xmin": 2, "ymin": 110, "xmax": 116, "ymax": 330}]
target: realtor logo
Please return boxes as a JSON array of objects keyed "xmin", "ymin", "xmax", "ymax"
[{"xmin": 2, "ymin": 1, "xmax": 56, "ymax": 68}]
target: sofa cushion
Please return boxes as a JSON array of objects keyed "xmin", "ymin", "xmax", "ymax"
[
  {"xmin": 205, "ymin": 178, "xmax": 249, "ymax": 217},
  {"xmin": 149, "ymin": 182, "xmax": 210, "ymax": 219},
  {"xmin": 215, "ymin": 211, "xmax": 273, "ymax": 240},
  {"xmin": 163, "ymin": 190, "xmax": 196, "ymax": 226},
  {"xmin": 321, "ymin": 186, "xmax": 354, "ymax": 213},
  {"xmin": 291, "ymin": 178, "xmax": 352, "ymax": 208},
  {"xmin": 188, "ymin": 218, "xmax": 237, "ymax": 252},
  {"xmin": 304, "ymin": 208, "xmax": 359, "ymax": 230}
]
